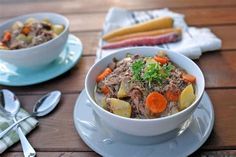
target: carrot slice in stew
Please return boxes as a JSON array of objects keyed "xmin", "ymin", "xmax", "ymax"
[
  {"xmin": 166, "ymin": 90, "xmax": 180, "ymax": 102},
  {"xmin": 96, "ymin": 68, "xmax": 112, "ymax": 82},
  {"xmin": 2, "ymin": 31, "xmax": 11, "ymax": 42},
  {"xmin": 21, "ymin": 26, "xmax": 31, "ymax": 35},
  {"xmin": 101, "ymin": 85, "xmax": 110, "ymax": 95},
  {"xmin": 146, "ymin": 92, "xmax": 167, "ymax": 114},
  {"xmin": 154, "ymin": 56, "xmax": 169, "ymax": 65},
  {"xmin": 182, "ymin": 74, "xmax": 196, "ymax": 83}
]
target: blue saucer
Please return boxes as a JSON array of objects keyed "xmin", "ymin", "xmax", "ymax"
[{"xmin": 0, "ymin": 34, "xmax": 83, "ymax": 86}]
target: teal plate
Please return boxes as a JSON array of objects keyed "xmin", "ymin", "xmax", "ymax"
[{"xmin": 0, "ymin": 34, "xmax": 83, "ymax": 86}]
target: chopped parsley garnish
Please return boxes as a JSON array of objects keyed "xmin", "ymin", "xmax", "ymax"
[
  {"xmin": 131, "ymin": 59, "xmax": 144, "ymax": 81},
  {"xmin": 131, "ymin": 58, "xmax": 175, "ymax": 86}
]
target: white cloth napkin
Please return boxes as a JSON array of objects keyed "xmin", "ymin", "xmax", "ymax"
[{"xmin": 96, "ymin": 7, "xmax": 222, "ymax": 60}]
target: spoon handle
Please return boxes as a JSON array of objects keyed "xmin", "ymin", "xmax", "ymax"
[
  {"xmin": 14, "ymin": 117, "xmax": 36, "ymax": 157},
  {"xmin": 0, "ymin": 115, "xmax": 31, "ymax": 139}
]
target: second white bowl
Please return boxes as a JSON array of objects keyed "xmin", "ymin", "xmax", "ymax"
[{"xmin": 0, "ymin": 12, "xmax": 69, "ymax": 69}]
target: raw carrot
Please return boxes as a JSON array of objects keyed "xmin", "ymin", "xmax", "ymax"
[
  {"xmin": 96, "ymin": 68, "xmax": 112, "ymax": 82},
  {"xmin": 21, "ymin": 26, "xmax": 31, "ymax": 35},
  {"xmin": 182, "ymin": 74, "xmax": 196, "ymax": 83},
  {"xmin": 102, "ymin": 32, "xmax": 181, "ymax": 49},
  {"xmin": 107, "ymin": 28, "xmax": 182, "ymax": 42},
  {"xmin": 101, "ymin": 85, "xmax": 110, "ymax": 95},
  {"xmin": 103, "ymin": 17, "xmax": 173, "ymax": 41},
  {"xmin": 166, "ymin": 90, "xmax": 180, "ymax": 102},
  {"xmin": 154, "ymin": 56, "xmax": 169, "ymax": 65},
  {"xmin": 2, "ymin": 31, "xmax": 11, "ymax": 43},
  {"xmin": 145, "ymin": 92, "xmax": 167, "ymax": 114}
]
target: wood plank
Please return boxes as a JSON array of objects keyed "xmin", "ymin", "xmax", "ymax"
[
  {"xmin": 191, "ymin": 150, "xmax": 236, "ymax": 157},
  {"xmin": 2, "ymin": 89, "xmax": 236, "ymax": 152},
  {"xmin": 1, "ymin": 7, "xmax": 236, "ymax": 32},
  {"xmin": 2, "ymin": 152, "xmax": 100, "ymax": 157},
  {"xmin": 209, "ymin": 25, "xmax": 236, "ymax": 50},
  {"xmin": 2, "ymin": 150, "xmax": 236, "ymax": 157},
  {"xmin": 0, "ymin": 56, "xmax": 95, "ymax": 94},
  {"xmin": 1, "ymin": 50, "xmax": 236, "ymax": 94},
  {"xmin": 7, "ymin": 94, "xmax": 91, "ymax": 152},
  {"xmin": 1, "ymin": 0, "xmax": 236, "ymax": 18},
  {"xmin": 197, "ymin": 50, "xmax": 236, "ymax": 88}
]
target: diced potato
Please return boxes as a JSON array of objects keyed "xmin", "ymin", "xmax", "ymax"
[
  {"xmin": 42, "ymin": 18, "xmax": 52, "ymax": 25},
  {"xmin": 157, "ymin": 50, "xmax": 167, "ymax": 57},
  {"xmin": 117, "ymin": 80, "xmax": 130, "ymax": 98},
  {"xmin": 101, "ymin": 97, "xmax": 107, "ymax": 109},
  {"xmin": 11, "ymin": 21, "xmax": 24, "ymax": 30},
  {"xmin": 0, "ymin": 45, "xmax": 9, "ymax": 50},
  {"xmin": 26, "ymin": 35, "xmax": 33, "ymax": 43},
  {"xmin": 16, "ymin": 34, "xmax": 27, "ymax": 42},
  {"xmin": 52, "ymin": 24, "xmax": 64, "ymax": 35},
  {"xmin": 145, "ymin": 57, "xmax": 157, "ymax": 65},
  {"xmin": 25, "ymin": 18, "xmax": 38, "ymax": 25},
  {"xmin": 179, "ymin": 84, "xmax": 196, "ymax": 110},
  {"xmin": 107, "ymin": 98, "xmax": 131, "ymax": 118}
]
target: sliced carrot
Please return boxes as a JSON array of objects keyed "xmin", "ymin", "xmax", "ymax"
[
  {"xmin": 21, "ymin": 26, "xmax": 31, "ymax": 35},
  {"xmin": 101, "ymin": 85, "xmax": 110, "ymax": 95},
  {"xmin": 154, "ymin": 56, "xmax": 169, "ymax": 65},
  {"xmin": 145, "ymin": 92, "xmax": 167, "ymax": 114},
  {"xmin": 166, "ymin": 90, "xmax": 180, "ymax": 102},
  {"xmin": 2, "ymin": 31, "xmax": 11, "ymax": 42},
  {"xmin": 96, "ymin": 68, "xmax": 112, "ymax": 82},
  {"xmin": 182, "ymin": 74, "xmax": 196, "ymax": 83}
]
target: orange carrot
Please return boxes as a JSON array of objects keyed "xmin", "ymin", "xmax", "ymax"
[
  {"xmin": 107, "ymin": 28, "xmax": 182, "ymax": 42},
  {"xmin": 154, "ymin": 56, "xmax": 169, "ymax": 65},
  {"xmin": 182, "ymin": 74, "xmax": 196, "ymax": 83},
  {"xmin": 145, "ymin": 92, "xmax": 167, "ymax": 114},
  {"xmin": 2, "ymin": 31, "xmax": 11, "ymax": 43},
  {"xmin": 101, "ymin": 86, "xmax": 110, "ymax": 95},
  {"xmin": 166, "ymin": 90, "xmax": 180, "ymax": 102},
  {"xmin": 21, "ymin": 26, "xmax": 31, "ymax": 35},
  {"xmin": 96, "ymin": 68, "xmax": 112, "ymax": 82}
]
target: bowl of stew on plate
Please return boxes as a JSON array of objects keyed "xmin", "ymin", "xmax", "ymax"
[
  {"xmin": 0, "ymin": 12, "xmax": 69, "ymax": 69},
  {"xmin": 85, "ymin": 47, "xmax": 205, "ymax": 136}
]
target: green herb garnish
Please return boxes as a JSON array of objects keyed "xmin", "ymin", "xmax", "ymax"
[
  {"xmin": 131, "ymin": 58, "xmax": 175, "ymax": 86},
  {"xmin": 131, "ymin": 59, "xmax": 144, "ymax": 80}
]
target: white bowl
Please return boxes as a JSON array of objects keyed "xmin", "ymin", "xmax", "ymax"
[
  {"xmin": 0, "ymin": 12, "xmax": 69, "ymax": 69},
  {"xmin": 85, "ymin": 47, "xmax": 205, "ymax": 137}
]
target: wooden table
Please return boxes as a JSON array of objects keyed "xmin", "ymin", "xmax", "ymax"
[{"xmin": 1, "ymin": 0, "xmax": 236, "ymax": 156}]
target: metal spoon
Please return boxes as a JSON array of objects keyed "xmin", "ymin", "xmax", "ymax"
[
  {"xmin": 0, "ymin": 89, "xmax": 36, "ymax": 157},
  {"xmin": 0, "ymin": 90, "xmax": 61, "ymax": 139}
]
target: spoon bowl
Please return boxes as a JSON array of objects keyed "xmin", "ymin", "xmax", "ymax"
[
  {"xmin": 0, "ymin": 89, "xmax": 36, "ymax": 157},
  {"xmin": 0, "ymin": 90, "xmax": 61, "ymax": 139}
]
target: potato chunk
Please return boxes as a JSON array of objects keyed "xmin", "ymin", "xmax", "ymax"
[
  {"xmin": 179, "ymin": 84, "xmax": 196, "ymax": 110},
  {"xmin": 107, "ymin": 98, "xmax": 131, "ymax": 118},
  {"xmin": 117, "ymin": 80, "xmax": 130, "ymax": 98}
]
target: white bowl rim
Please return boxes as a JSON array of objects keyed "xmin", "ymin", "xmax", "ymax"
[
  {"xmin": 85, "ymin": 47, "xmax": 205, "ymax": 122},
  {"xmin": 0, "ymin": 12, "xmax": 69, "ymax": 53}
]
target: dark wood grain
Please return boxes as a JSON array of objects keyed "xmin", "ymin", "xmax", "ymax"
[
  {"xmin": 1, "ymin": 50, "xmax": 236, "ymax": 94},
  {"xmin": 1, "ymin": 7, "xmax": 236, "ymax": 32},
  {"xmin": 2, "ymin": 152, "xmax": 100, "ymax": 157},
  {"xmin": 0, "ymin": 0, "xmax": 236, "ymax": 156},
  {"xmin": 3, "ymin": 150, "xmax": 236, "ymax": 157},
  {"xmin": 0, "ymin": 89, "xmax": 235, "ymax": 153},
  {"xmin": 1, "ymin": 0, "xmax": 236, "ymax": 18}
]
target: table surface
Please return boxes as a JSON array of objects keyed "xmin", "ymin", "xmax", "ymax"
[{"xmin": 1, "ymin": 0, "xmax": 236, "ymax": 156}]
